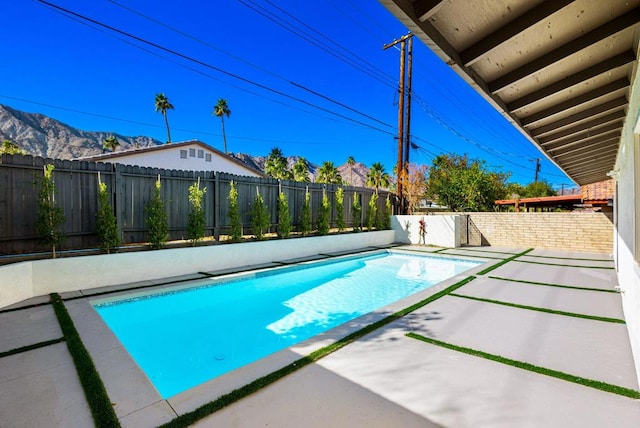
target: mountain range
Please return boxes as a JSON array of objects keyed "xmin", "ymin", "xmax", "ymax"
[{"xmin": 0, "ymin": 103, "xmax": 371, "ymax": 186}]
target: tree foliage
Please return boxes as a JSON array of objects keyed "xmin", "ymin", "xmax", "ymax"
[
  {"xmin": 351, "ymin": 192, "xmax": 362, "ymax": 232},
  {"xmin": 335, "ymin": 187, "xmax": 345, "ymax": 231},
  {"xmin": 251, "ymin": 191, "xmax": 270, "ymax": 240},
  {"xmin": 316, "ymin": 161, "xmax": 342, "ymax": 184},
  {"xmin": 366, "ymin": 193, "xmax": 378, "ymax": 231},
  {"xmin": 96, "ymin": 176, "xmax": 120, "ymax": 253},
  {"xmin": 146, "ymin": 176, "xmax": 169, "ymax": 249},
  {"xmin": 1, "ymin": 139, "xmax": 26, "ymax": 155},
  {"xmin": 102, "ymin": 136, "xmax": 120, "ymax": 153},
  {"xmin": 346, "ymin": 156, "xmax": 356, "ymax": 186},
  {"xmin": 265, "ymin": 147, "xmax": 292, "ymax": 180},
  {"xmin": 366, "ymin": 162, "xmax": 390, "ymax": 194},
  {"xmin": 300, "ymin": 189, "xmax": 312, "ymax": 236},
  {"xmin": 507, "ymin": 180, "xmax": 557, "ymax": 198},
  {"xmin": 277, "ymin": 192, "xmax": 291, "ymax": 238},
  {"xmin": 426, "ymin": 154, "xmax": 509, "ymax": 212},
  {"xmin": 213, "ymin": 99, "xmax": 231, "ymax": 152},
  {"xmin": 292, "ymin": 157, "xmax": 310, "ymax": 182},
  {"xmin": 154, "ymin": 93, "xmax": 174, "ymax": 144},
  {"xmin": 400, "ymin": 163, "xmax": 428, "ymax": 214},
  {"xmin": 186, "ymin": 178, "xmax": 207, "ymax": 245},
  {"xmin": 228, "ymin": 181, "xmax": 242, "ymax": 242},
  {"xmin": 35, "ymin": 164, "xmax": 65, "ymax": 258},
  {"xmin": 317, "ymin": 192, "xmax": 331, "ymax": 235}
]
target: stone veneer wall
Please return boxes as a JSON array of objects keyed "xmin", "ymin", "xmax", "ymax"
[{"xmin": 463, "ymin": 212, "xmax": 613, "ymax": 253}]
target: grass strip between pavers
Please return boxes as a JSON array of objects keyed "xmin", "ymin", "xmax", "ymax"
[
  {"xmin": 0, "ymin": 337, "xmax": 65, "ymax": 358},
  {"xmin": 449, "ymin": 293, "xmax": 626, "ymax": 324},
  {"xmin": 158, "ymin": 275, "xmax": 477, "ymax": 428},
  {"xmin": 50, "ymin": 293, "xmax": 121, "ymax": 428},
  {"xmin": 488, "ymin": 275, "xmax": 619, "ymax": 293},
  {"xmin": 406, "ymin": 332, "xmax": 640, "ymax": 399},
  {"xmin": 476, "ymin": 248, "xmax": 534, "ymax": 275},
  {"xmin": 524, "ymin": 254, "xmax": 613, "ymax": 262},
  {"xmin": 515, "ymin": 259, "xmax": 615, "ymax": 270}
]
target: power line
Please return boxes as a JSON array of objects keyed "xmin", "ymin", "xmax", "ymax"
[{"xmin": 36, "ymin": 0, "xmax": 395, "ymax": 136}]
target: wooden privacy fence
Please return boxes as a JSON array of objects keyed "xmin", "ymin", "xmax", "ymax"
[{"xmin": 0, "ymin": 155, "xmax": 391, "ymax": 255}]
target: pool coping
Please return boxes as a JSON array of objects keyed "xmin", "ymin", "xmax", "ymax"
[{"xmin": 67, "ymin": 246, "xmax": 493, "ymax": 423}]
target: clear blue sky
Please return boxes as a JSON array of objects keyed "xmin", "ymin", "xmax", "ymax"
[{"xmin": 2, "ymin": 0, "xmax": 572, "ymax": 187}]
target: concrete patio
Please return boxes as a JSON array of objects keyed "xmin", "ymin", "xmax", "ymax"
[{"xmin": 1, "ymin": 246, "xmax": 638, "ymax": 427}]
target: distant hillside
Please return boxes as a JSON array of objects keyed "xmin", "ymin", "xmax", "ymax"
[
  {"xmin": 0, "ymin": 104, "xmax": 161, "ymax": 159},
  {"xmin": 1, "ymin": 103, "xmax": 376, "ymax": 185}
]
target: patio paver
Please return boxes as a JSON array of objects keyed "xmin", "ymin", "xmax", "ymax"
[{"xmin": 0, "ymin": 305, "xmax": 62, "ymax": 354}]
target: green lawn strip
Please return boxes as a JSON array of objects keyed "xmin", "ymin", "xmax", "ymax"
[
  {"xmin": 524, "ymin": 254, "xmax": 613, "ymax": 262},
  {"xmin": 0, "ymin": 337, "xmax": 65, "ymax": 358},
  {"xmin": 159, "ymin": 276, "xmax": 477, "ymax": 428},
  {"xmin": 488, "ymin": 275, "xmax": 619, "ymax": 293},
  {"xmin": 476, "ymin": 248, "xmax": 534, "ymax": 275},
  {"xmin": 49, "ymin": 293, "xmax": 120, "ymax": 428},
  {"xmin": 449, "ymin": 293, "xmax": 626, "ymax": 324},
  {"xmin": 514, "ymin": 260, "xmax": 615, "ymax": 270},
  {"xmin": 406, "ymin": 332, "xmax": 640, "ymax": 399}
]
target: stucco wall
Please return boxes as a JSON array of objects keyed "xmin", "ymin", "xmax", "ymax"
[
  {"xmin": 0, "ymin": 231, "xmax": 395, "ymax": 309},
  {"xmin": 392, "ymin": 215, "xmax": 460, "ymax": 247},
  {"xmin": 463, "ymin": 212, "xmax": 613, "ymax": 253}
]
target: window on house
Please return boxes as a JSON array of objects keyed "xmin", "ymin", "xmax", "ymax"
[
  {"xmin": 198, "ymin": 150, "xmax": 204, "ymax": 158},
  {"xmin": 189, "ymin": 148, "xmax": 196, "ymax": 157},
  {"xmin": 205, "ymin": 154, "xmax": 212, "ymax": 162},
  {"xmin": 180, "ymin": 150, "xmax": 187, "ymax": 159}
]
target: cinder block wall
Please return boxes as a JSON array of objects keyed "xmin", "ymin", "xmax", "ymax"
[{"xmin": 463, "ymin": 212, "xmax": 613, "ymax": 253}]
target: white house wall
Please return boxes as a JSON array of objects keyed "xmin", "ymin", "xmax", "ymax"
[
  {"xmin": 102, "ymin": 145, "xmax": 261, "ymax": 177},
  {"xmin": 614, "ymin": 57, "xmax": 640, "ymax": 388}
]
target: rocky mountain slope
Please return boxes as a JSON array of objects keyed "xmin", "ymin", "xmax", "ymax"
[{"xmin": 0, "ymin": 103, "xmax": 373, "ymax": 185}]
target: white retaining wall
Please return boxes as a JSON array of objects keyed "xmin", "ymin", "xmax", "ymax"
[
  {"xmin": 0, "ymin": 231, "xmax": 395, "ymax": 308},
  {"xmin": 392, "ymin": 215, "xmax": 460, "ymax": 247}
]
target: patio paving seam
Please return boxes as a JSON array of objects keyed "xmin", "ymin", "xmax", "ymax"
[
  {"xmin": 524, "ymin": 254, "xmax": 613, "ymax": 262},
  {"xmin": 488, "ymin": 275, "xmax": 620, "ymax": 293},
  {"xmin": 513, "ymin": 260, "xmax": 616, "ymax": 270},
  {"xmin": 0, "ymin": 337, "xmax": 66, "ymax": 358},
  {"xmin": 0, "ymin": 301, "xmax": 52, "ymax": 314},
  {"xmin": 437, "ymin": 251, "xmax": 503, "ymax": 260},
  {"xmin": 452, "ymin": 247, "xmax": 520, "ymax": 255},
  {"xmin": 448, "ymin": 293, "xmax": 626, "ymax": 324},
  {"xmin": 406, "ymin": 332, "xmax": 640, "ymax": 399},
  {"xmin": 476, "ymin": 248, "xmax": 534, "ymax": 275}
]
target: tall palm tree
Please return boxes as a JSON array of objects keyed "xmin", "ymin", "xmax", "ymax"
[
  {"xmin": 366, "ymin": 162, "xmax": 390, "ymax": 194},
  {"xmin": 346, "ymin": 156, "xmax": 355, "ymax": 186},
  {"xmin": 102, "ymin": 136, "xmax": 120, "ymax": 153},
  {"xmin": 316, "ymin": 161, "xmax": 342, "ymax": 184},
  {"xmin": 293, "ymin": 157, "xmax": 310, "ymax": 182},
  {"xmin": 154, "ymin": 93, "xmax": 174, "ymax": 144},
  {"xmin": 213, "ymin": 99, "xmax": 231, "ymax": 152}
]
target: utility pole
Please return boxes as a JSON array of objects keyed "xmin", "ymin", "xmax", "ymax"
[
  {"xmin": 534, "ymin": 158, "xmax": 541, "ymax": 182},
  {"xmin": 383, "ymin": 33, "xmax": 413, "ymax": 214},
  {"xmin": 404, "ymin": 36, "xmax": 413, "ymax": 172}
]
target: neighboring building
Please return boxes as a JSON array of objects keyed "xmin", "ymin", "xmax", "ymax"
[{"xmin": 78, "ymin": 140, "xmax": 265, "ymax": 178}]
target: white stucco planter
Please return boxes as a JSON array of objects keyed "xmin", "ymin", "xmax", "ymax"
[
  {"xmin": 0, "ymin": 230, "xmax": 395, "ymax": 308},
  {"xmin": 391, "ymin": 215, "xmax": 460, "ymax": 248}
]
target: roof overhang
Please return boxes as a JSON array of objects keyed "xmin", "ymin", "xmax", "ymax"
[{"xmin": 380, "ymin": 0, "xmax": 640, "ymax": 185}]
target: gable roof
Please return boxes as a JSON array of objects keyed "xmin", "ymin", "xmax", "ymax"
[{"xmin": 79, "ymin": 139, "xmax": 266, "ymax": 177}]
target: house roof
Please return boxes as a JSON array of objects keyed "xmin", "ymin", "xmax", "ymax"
[
  {"xmin": 380, "ymin": 0, "xmax": 640, "ymax": 185},
  {"xmin": 79, "ymin": 140, "xmax": 266, "ymax": 177}
]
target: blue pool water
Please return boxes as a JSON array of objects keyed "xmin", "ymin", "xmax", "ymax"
[{"xmin": 93, "ymin": 251, "xmax": 480, "ymax": 398}]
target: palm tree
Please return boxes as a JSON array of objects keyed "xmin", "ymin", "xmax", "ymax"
[
  {"xmin": 346, "ymin": 156, "xmax": 355, "ymax": 186},
  {"xmin": 316, "ymin": 161, "xmax": 342, "ymax": 184},
  {"xmin": 293, "ymin": 157, "xmax": 310, "ymax": 182},
  {"xmin": 366, "ymin": 162, "xmax": 390, "ymax": 194},
  {"xmin": 102, "ymin": 136, "xmax": 120, "ymax": 153},
  {"xmin": 154, "ymin": 93, "xmax": 174, "ymax": 144},
  {"xmin": 213, "ymin": 99, "xmax": 231, "ymax": 152},
  {"xmin": 265, "ymin": 147, "xmax": 291, "ymax": 179}
]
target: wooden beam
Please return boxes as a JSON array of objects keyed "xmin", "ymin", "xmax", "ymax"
[
  {"xmin": 413, "ymin": 0, "xmax": 446, "ymax": 22},
  {"xmin": 508, "ymin": 51, "xmax": 636, "ymax": 112},
  {"xmin": 529, "ymin": 97, "xmax": 627, "ymax": 137},
  {"xmin": 547, "ymin": 130, "xmax": 621, "ymax": 152},
  {"xmin": 489, "ymin": 8, "xmax": 640, "ymax": 93},
  {"xmin": 559, "ymin": 149, "xmax": 619, "ymax": 167},
  {"xmin": 554, "ymin": 139, "xmax": 619, "ymax": 161},
  {"xmin": 537, "ymin": 112, "xmax": 626, "ymax": 144},
  {"xmin": 541, "ymin": 122, "xmax": 623, "ymax": 148},
  {"xmin": 460, "ymin": 0, "xmax": 574, "ymax": 66},
  {"xmin": 519, "ymin": 79, "xmax": 629, "ymax": 126}
]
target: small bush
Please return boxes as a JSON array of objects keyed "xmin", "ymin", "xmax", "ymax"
[
  {"xmin": 251, "ymin": 192, "xmax": 270, "ymax": 240},
  {"xmin": 351, "ymin": 192, "xmax": 361, "ymax": 232},
  {"xmin": 335, "ymin": 187, "xmax": 345, "ymax": 231},
  {"xmin": 95, "ymin": 178, "xmax": 120, "ymax": 253},
  {"xmin": 277, "ymin": 192, "xmax": 291, "ymax": 238},
  {"xmin": 300, "ymin": 190, "xmax": 312, "ymax": 236},
  {"xmin": 366, "ymin": 193, "xmax": 378, "ymax": 231},
  {"xmin": 228, "ymin": 181, "xmax": 242, "ymax": 242},
  {"xmin": 35, "ymin": 164, "xmax": 65, "ymax": 258},
  {"xmin": 146, "ymin": 176, "xmax": 169, "ymax": 249},
  {"xmin": 186, "ymin": 178, "xmax": 207, "ymax": 245},
  {"xmin": 317, "ymin": 192, "xmax": 330, "ymax": 235}
]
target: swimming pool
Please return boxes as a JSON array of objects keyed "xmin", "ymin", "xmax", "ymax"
[{"xmin": 92, "ymin": 251, "xmax": 481, "ymax": 398}]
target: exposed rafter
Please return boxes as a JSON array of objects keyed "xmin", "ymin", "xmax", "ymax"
[{"xmin": 413, "ymin": 0, "xmax": 445, "ymax": 22}]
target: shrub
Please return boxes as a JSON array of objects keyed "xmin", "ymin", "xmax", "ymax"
[
  {"xmin": 251, "ymin": 191, "xmax": 270, "ymax": 240},
  {"xmin": 35, "ymin": 164, "xmax": 65, "ymax": 258},
  {"xmin": 228, "ymin": 181, "xmax": 242, "ymax": 242},
  {"xmin": 146, "ymin": 176, "xmax": 169, "ymax": 249},
  {"xmin": 335, "ymin": 187, "xmax": 345, "ymax": 231},
  {"xmin": 366, "ymin": 193, "xmax": 378, "ymax": 231},
  {"xmin": 300, "ymin": 190, "xmax": 312, "ymax": 236},
  {"xmin": 186, "ymin": 178, "xmax": 207, "ymax": 245},
  {"xmin": 277, "ymin": 192, "xmax": 291, "ymax": 238},
  {"xmin": 351, "ymin": 192, "xmax": 361, "ymax": 232},
  {"xmin": 95, "ymin": 177, "xmax": 120, "ymax": 253},
  {"xmin": 317, "ymin": 192, "xmax": 330, "ymax": 235}
]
